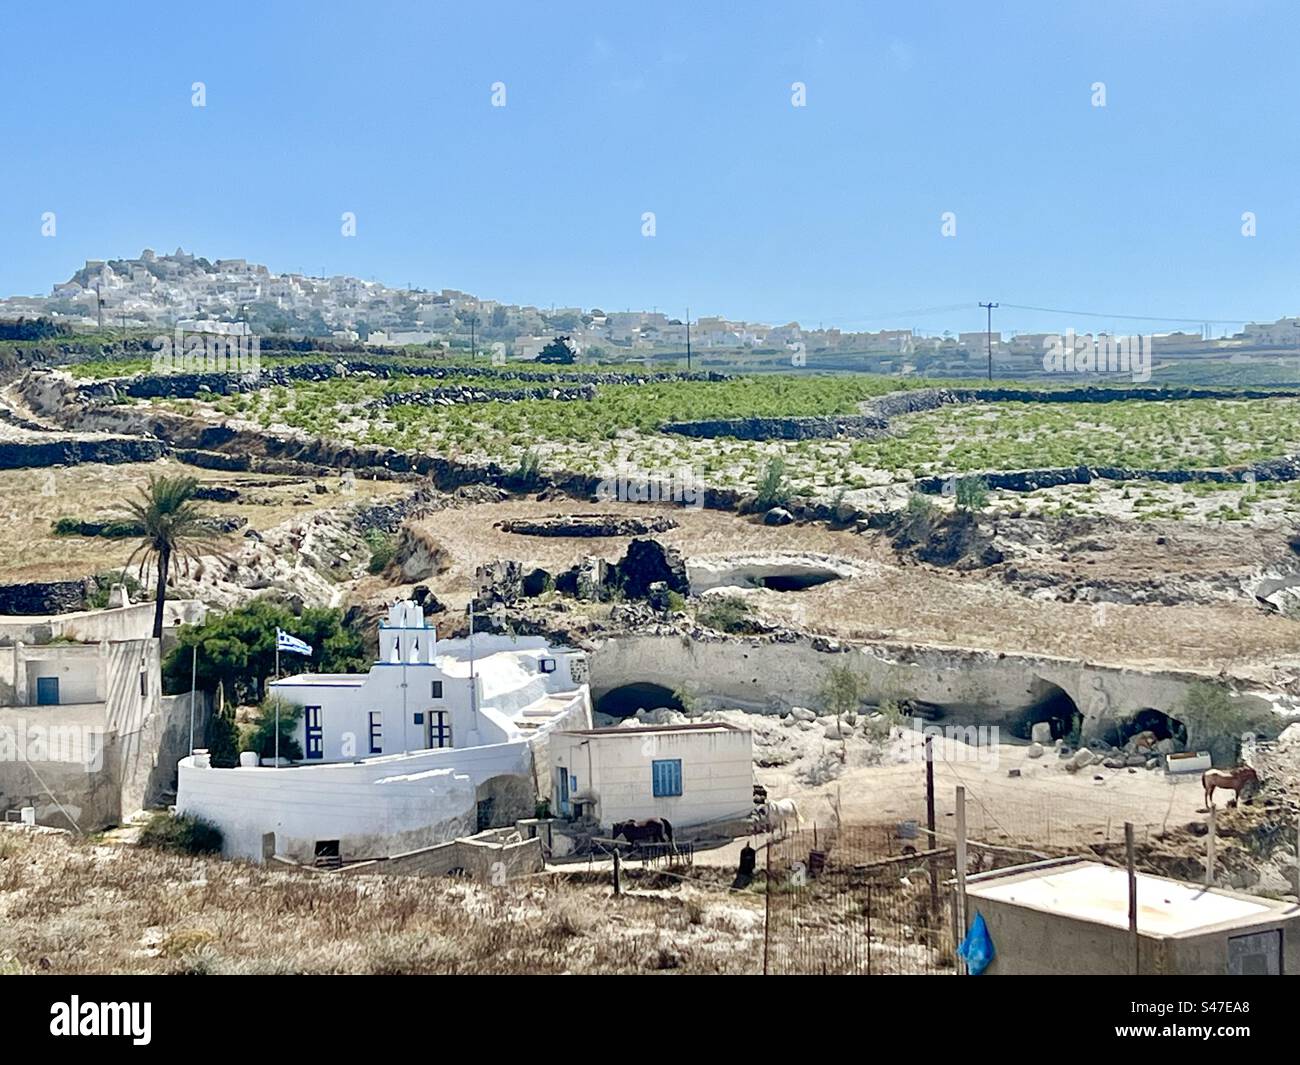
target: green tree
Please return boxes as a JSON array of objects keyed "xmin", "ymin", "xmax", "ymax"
[
  {"xmin": 818, "ymin": 665, "xmax": 867, "ymax": 750},
  {"xmin": 118, "ymin": 474, "xmax": 218, "ymax": 638},
  {"xmin": 163, "ymin": 598, "xmax": 366, "ymax": 703},
  {"xmin": 243, "ymin": 695, "xmax": 304, "ymax": 761},
  {"xmin": 205, "ymin": 700, "xmax": 240, "ymax": 768}
]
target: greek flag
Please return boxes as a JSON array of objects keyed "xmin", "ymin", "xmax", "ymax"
[{"xmin": 276, "ymin": 628, "xmax": 313, "ymax": 656}]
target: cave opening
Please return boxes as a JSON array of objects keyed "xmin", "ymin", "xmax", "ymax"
[{"xmin": 595, "ymin": 682, "xmax": 684, "ymax": 719}]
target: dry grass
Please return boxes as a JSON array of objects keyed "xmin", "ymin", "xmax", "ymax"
[
  {"xmin": 0, "ymin": 827, "xmax": 763, "ymax": 975},
  {"xmin": 0, "ymin": 460, "xmax": 405, "ymax": 583}
]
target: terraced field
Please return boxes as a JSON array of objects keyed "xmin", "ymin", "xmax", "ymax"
[{"xmin": 72, "ymin": 357, "xmax": 1300, "ymax": 525}]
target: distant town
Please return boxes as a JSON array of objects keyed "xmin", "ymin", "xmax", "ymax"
[{"xmin": 5, "ymin": 248, "xmax": 1299, "ymax": 374}]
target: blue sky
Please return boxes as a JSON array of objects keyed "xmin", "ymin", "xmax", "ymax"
[{"xmin": 1, "ymin": 0, "xmax": 1297, "ymax": 335}]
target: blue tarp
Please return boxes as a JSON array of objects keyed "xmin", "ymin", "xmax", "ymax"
[{"xmin": 957, "ymin": 911, "xmax": 995, "ymax": 975}]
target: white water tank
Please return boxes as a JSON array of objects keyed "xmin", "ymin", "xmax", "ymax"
[
  {"xmin": 20, "ymin": 807, "xmax": 35, "ymax": 825},
  {"xmin": 239, "ymin": 751, "xmax": 260, "ymax": 768}
]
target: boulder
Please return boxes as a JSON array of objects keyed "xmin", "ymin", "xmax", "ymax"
[
  {"xmin": 610, "ymin": 538, "xmax": 689, "ymax": 599},
  {"xmin": 790, "ymin": 706, "xmax": 817, "ymax": 722},
  {"xmin": 1030, "ymin": 722, "xmax": 1053, "ymax": 745},
  {"xmin": 763, "ymin": 507, "xmax": 794, "ymax": 526},
  {"xmin": 1026, "ymin": 742, "xmax": 1044, "ymax": 759},
  {"xmin": 1070, "ymin": 748, "xmax": 1096, "ymax": 770}
]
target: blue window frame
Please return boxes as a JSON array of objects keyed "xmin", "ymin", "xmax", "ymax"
[
  {"xmin": 368, "ymin": 711, "xmax": 383, "ymax": 755},
  {"xmin": 651, "ymin": 759, "xmax": 682, "ymax": 798},
  {"xmin": 304, "ymin": 705, "xmax": 323, "ymax": 760},
  {"xmin": 413, "ymin": 712, "xmax": 424, "ymax": 725}
]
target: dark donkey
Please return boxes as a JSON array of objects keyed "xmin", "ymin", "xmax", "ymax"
[{"xmin": 611, "ymin": 817, "xmax": 674, "ymax": 846}]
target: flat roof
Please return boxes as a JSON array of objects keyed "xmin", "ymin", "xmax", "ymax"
[
  {"xmin": 966, "ymin": 859, "xmax": 1293, "ymax": 937},
  {"xmin": 269, "ymin": 674, "xmax": 366, "ymax": 688},
  {"xmin": 558, "ymin": 722, "xmax": 747, "ymax": 738}
]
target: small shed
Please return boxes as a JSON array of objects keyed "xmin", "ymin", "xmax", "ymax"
[
  {"xmin": 548, "ymin": 722, "xmax": 753, "ymax": 832},
  {"xmin": 964, "ymin": 858, "xmax": 1300, "ymax": 975}
]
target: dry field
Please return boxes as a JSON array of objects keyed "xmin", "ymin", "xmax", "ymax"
[
  {"xmin": 0, "ymin": 460, "xmax": 406, "ymax": 583},
  {"xmin": 0, "ymin": 826, "xmax": 763, "ymax": 975},
  {"xmin": 402, "ymin": 497, "xmax": 1300, "ymax": 676}
]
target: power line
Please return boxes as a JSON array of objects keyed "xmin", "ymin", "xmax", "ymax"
[{"xmin": 998, "ymin": 302, "xmax": 1249, "ymax": 326}]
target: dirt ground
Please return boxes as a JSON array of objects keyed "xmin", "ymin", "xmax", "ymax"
[
  {"xmin": 0, "ymin": 460, "xmax": 406, "ymax": 583},
  {"xmin": 405, "ymin": 497, "xmax": 1300, "ymax": 676}
]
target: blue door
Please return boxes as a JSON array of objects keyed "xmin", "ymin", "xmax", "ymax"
[
  {"xmin": 35, "ymin": 677, "xmax": 59, "ymax": 706},
  {"xmin": 554, "ymin": 766, "xmax": 570, "ymax": 817},
  {"xmin": 304, "ymin": 706, "xmax": 323, "ymax": 760}
]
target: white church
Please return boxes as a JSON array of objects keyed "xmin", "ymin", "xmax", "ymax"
[{"xmin": 177, "ymin": 602, "xmax": 591, "ymax": 863}]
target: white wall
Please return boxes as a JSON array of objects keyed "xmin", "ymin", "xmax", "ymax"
[
  {"xmin": 177, "ymin": 739, "xmax": 535, "ymax": 862},
  {"xmin": 550, "ymin": 727, "xmax": 753, "ymax": 830}
]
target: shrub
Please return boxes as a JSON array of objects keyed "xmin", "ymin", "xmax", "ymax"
[
  {"xmin": 1178, "ymin": 682, "xmax": 1277, "ymax": 767},
  {"xmin": 364, "ymin": 529, "xmax": 395, "ymax": 574},
  {"xmin": 512, "ymin": 449, "xmax": 543, "ymax": 488},
  {"xmin": 754, "ymin": 457, "xmax": 791, "ymax": 510},
  {"xmin": 85, "ymin": 570, "xmax": 147, "ymax": 609},
  {"xmin": 137, "ymin": 812, "xmax": 223, "ymax": 855},
  {"xmin": 954, "ymin": 475, "xmax": 989, "ymax": 512},
  {"xmin": 695, "ymin": 595, "xmax": 757, "ymax": 635}
]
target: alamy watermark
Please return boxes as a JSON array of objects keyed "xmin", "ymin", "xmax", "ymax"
[
  {"xmin": 151, "ymin": 324, "xmax": 261, "ymax": 375},
  {"xmin": 915, "ymin": 718, "xmax": 1000, "ymax": 768},
  {"xmin": 1043, "ymin": 329, "xmax": 1151, "ymax": 383},
  {"xmin": 0, "ymin": 721, "xmax": 105, "ymax": 771},
  {"xmin": 595, "ymin": 462, "xmax": 704, "ymax": 509}
]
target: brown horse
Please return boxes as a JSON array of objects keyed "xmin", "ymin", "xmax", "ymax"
[
  {"xmin": 612, "ymin": 818, "xmax": 674, "ymax": 845},
  {"xmin": 1202, "ymin": 766, "xmax": 1259, "ymax": 809}
]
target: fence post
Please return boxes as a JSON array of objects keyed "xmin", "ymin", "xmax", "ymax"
[
  {"xmin": 925, "ymin": 735, "xmax": 939, "ymax": 915},
  {"xmin": 762, "ymin": 840, "xmax": 772, "ymax": 976},
  {"xmin": 1126, "ymin": 821, "xmax": 1139, "ymax": 975},
  {"xmin": 1205, "ymin": 805, "xmax": 1216, "ymax": 886},
  {"xmin": 955, "ymin": 785, "xmax": 968, "ymax": 975},
  {"xmin": 866, "ymin": 882, "xmax": 873, "ymax": 976},
  {"xmin": 612, "ymin": 847, "xmax": 621, "ymax": 897}
]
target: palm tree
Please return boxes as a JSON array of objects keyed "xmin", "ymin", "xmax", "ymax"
[{"xmin": 119, "ymin": 474, "xmax": 217, "ymax": 638}]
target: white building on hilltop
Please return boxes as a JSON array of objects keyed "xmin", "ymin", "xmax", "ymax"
[{"xmin": 177, "ymin": 602, "xmax": 591, "ymax": 863}]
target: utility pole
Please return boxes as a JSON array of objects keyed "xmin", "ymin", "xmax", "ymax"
[
  {"xmin": 925, "ymin": 735, "xmax": 939, "ymax": 915},
  {"xmin": 979, "ymin": 301, "xmax": 998, "ymax": 382},
  {"xmin": 95, "ymin": 282, "xmax": 104, "ymax": 330},
  {"xmin": 469, "ymin": 315, "xmax": 479, "ymax": 361},
  {"xmin": 1126, "ymin": 821, "xmax": 1139, "ymax": 975},
  {"xmin": 685, "ymin": 306, "xmax": 691, "ymax": 372}
]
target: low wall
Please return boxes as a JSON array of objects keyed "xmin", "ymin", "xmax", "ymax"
[
  {"xmin": 176, "ymin": 740, "xmax": 535, "ymax": 862},
  {"xmin": 177, "ymin": 755, "xmax": 479, "ymax": 863},
  {"xmin": 343, "ymin": 830, "xmax": 544, "ymax": 881}
]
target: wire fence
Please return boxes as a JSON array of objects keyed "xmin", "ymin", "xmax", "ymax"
[{"xmin": 760, "ymin": 761, "xmax": 1209, "ymax": 974}]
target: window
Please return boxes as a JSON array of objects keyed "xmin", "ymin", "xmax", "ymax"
[
  {"xmin": 651, "ymin": 759, "xmax": 682, "ymax": 798},
  {"xmin": 539, "ymin": 658, "xmax": 557, "ymax": 674},
  {"xmin": 413, "ymin": 712, "xmax": 424, "ymax": 725},
  {"xmin": 430, "ymin": 681, "xmax": 444, "ymax": 699},
  {"xmin": 368, "ymin": 711, "xmax": 383, "ymax": 755},
  {"xmin": 139, "ymin": 671, "xmax": 148, "ymax": 697},
  {"xmin": 304, "ymin": 706, "xmax": 323, "ymax": 760}
]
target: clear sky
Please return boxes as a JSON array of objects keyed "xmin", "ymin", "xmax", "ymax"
[{"xmin": 1, "ymin": 0, "xmax": 1297, "ymax": 336}]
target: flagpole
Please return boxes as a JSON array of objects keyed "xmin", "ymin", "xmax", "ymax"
[
  {"xmin": 274, "ymin": 630, "xmax": 280, "ymax": 767},
  {"xmin": 188, "ymin": 642, "xmax": 198, "ymax": 755}
]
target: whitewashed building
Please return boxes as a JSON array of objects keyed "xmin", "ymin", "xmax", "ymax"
[
  {"xmin": 548, "ymin": 722, "xmax": 753, "ymax": 832},
  {"xmin": 177, "ymin": 602, "xmax": 592, "ymax": 863}
]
